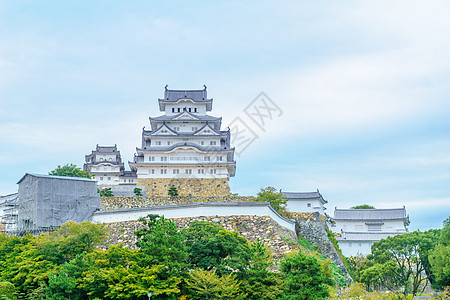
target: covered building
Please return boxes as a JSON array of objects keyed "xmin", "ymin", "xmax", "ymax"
[
  {"xmin": 330, "ymin": 207, "xmax": 410, "ymax": 256},
  {"xmin": 282, "ymin": 190, "xmax": 327, "ymax": 215},
  {"xmin": 15, "ymin": 173, "xmax": 100, "ymax": 234}
]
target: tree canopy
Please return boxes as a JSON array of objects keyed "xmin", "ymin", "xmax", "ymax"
[
  {"xmin": 255, "ymin": 186, "xmax": 288, "ymax": 217},
  {"xmin": 49, "ymin": 163, "xmax": 91, "ymax": 179},
  {"xmin": 351, "ymin": 204, "xmax": 376, "ymax": 209}
]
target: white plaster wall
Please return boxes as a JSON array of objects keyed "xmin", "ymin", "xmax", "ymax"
[
  {"xmin": 136, "ymin": 166, "xmax": 229, "ymax": 178},
  {"xmin": 164, "ymin": 102, "xmax": 207, "ymax": 115},
  {"xmin": 95, "ymin": 154, "xmax": 117, "ymax": 162},
  {"xmin": 338, "ymin": 240, "xmax": 373, "ymax": 257},
  {"xmin": 286, "ymin": 199, "xmax": 324, "ymax": 214},
  {"xmin": 92, "ymin": 203, "xmax": 296, "ymax": 232},
  {"xmin": 331, "ymin": 219, "xmax": 407, "ymax": 234}
]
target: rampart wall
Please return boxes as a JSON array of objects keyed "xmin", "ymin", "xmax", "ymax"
[{"xmin": 137, "ymin": 178, "xmax": 230, "ymax": 197}]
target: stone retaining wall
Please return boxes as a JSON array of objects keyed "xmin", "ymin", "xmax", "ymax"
[
  {"xmin": 102, "ymin": 215, "xmax": 297, "ymax": 259},
  {"xmin": 137, "ymin": 178, "xmax": 230, "ymax": 197},
  {"xmin": 294, "ymin": 212, "xmax": 351, "ymax": 280},
  {"xmin": 100, "ymin": 195, "xmax": 255, "ymax": 211}
]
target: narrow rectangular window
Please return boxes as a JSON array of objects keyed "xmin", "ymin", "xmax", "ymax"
[{"xmin": 172, "ymin": 108, "xmax": 175, "ymax": 113}]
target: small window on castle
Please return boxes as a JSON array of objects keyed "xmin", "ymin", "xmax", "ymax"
[
  {"xmin": 201, "ymin": 141, "xmax": 204, "ymax": 145},
  {"xmin": 155, "ymin": 141, "xmax": 162, "ymax": 145},
  {"xmin": 173, "ymin": 169, "xmax": 179, "ymax": 174},
  {"xmin": 149, "ymin": 156, "xmax": 155, "ymax": 162},
  {"xmin": 150, "ymin": 169, "xmax": 155, "ymax": 174},
  {"xmin": 188, "ymin": 108, "xmax": 192, "ymax": 112},
  {"xmin": 172, "ymin": 108, "xmax": 175, "ymax": 113},
  {"xmin": 109, "ymin": 158, "xmax": 112, "ymax": 161},
  {"xmin": 204, "ymin": 156, "xmax": 210, "ymax": 161},
  {"xmin": 178, "ymin": 108, "xmax": 181, "ymax": 112},
  {"xmin": 198, "ymin": 169, "xmax": 204, "ymax": 174},
  {"xmin": 192, "ymin": 127, "xmax": 198, "ymax": 131},
  {"xmin": 100, "ymin": 177, "xmax": 103, "ymax": 181},
  {"xmin": 217, "ymin": 156, "xmax": 222, "ymax": 161},
  {"xmin": 210, "ymin": 141, "xmax": 216, "ymax": 145},
  {"xmin": 161, "ymin": 157, "xmax": 167, "ymax": 161},
  {"xmin": 307, "ymin": 203, "xmax": 312, "ymax": 207},
  {"xmin": 185, "ymin": 169, "xmax": 192, "ymax": 174},
  {"xmin": 194, "ymin": 108, "xmax": 198, "ymax": 113},
  {"xmin": 210, "ymin": 169, "xmax": 216, "ymax": 174},
  {"xmin": 100, "ymin": 158, "xmax": 104, "ymax": 161},
  {"xmin": 107, "ymin": 177, "xmax": 111, "ymax": 180},
  {"xmin": 161, "ymin": 169, "xmax": 167, "ymax": 174}
]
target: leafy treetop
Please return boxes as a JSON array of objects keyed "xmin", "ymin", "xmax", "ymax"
[
  {"xmin": 49, "ymin": 163, "xmax": 91, "ymax": 179},
  {"xmin": 351, "ymin": 204, "xmax": 375, "ymax": 209}
]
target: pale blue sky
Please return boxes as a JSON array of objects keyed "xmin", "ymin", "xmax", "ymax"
[{"xmin": 0, "ymin": 1, "xmax": 449, "ymax": 230}]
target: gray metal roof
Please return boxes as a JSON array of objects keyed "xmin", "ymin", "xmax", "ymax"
[
  {"xmin": 17, "ymin": 173, "xmax": 96, "ymax": 184},
  {"xmin": 334, "ymin": 208, "xmax": 408, "ymax": 221},
  {"xmin": 282, "ymin": 191, "xmax": 328, "ymax": 204}
]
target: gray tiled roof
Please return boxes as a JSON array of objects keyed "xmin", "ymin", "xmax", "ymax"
[
  {"xmin": 136, "ymin": 142, "xmax": 235, "ymax": 153},
  {"xmin": 282, "ymin": 191, "xmax": 328, "ymax": 204},
  {"xmin": 95, "ymin": 145, "xmax": 118, "ymax": 153},
  {"xmin": 159, "ymin": 86, "xmax": 211, "ymax": 102},
  {"xmin": 334, "ymin": 208, "xmax": 408, "ymax": 221},
  {"xmin": 150, "ymin": 111, "xmax": 221, "ymax": 122}
]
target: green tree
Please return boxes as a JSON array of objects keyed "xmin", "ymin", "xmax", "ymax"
[
  {"xmin": 135, "ymin": 215, "xmax": 189, "ymax": 278},
  {"xmin": 371, "ymin": 230, "xmax": 438, "ymax": 296},
  {"xmin": 429, "ymin": 217, "xmax": 450, "ymax": 290},
  {"xmin": 185, "ymin": 269, "xmax": 241, "ymax": 300},
  {"xmin": 351, "ymin": 204, "xmax": 375, "ymax": 209},
  {"xmin": 239, "ymin": 240, "xmax": 284, "ymax": 299},
  {"xmin": 49, "ymin": 163, "xmax": 91, "ymax": 179},
  {"xmin": 134, "ymin": 187, "xmax": 143, "ymax": 196},
  {"xmin": 255, "ymin": 187, "xmax": 288, "ymax": 217},
  {"xmin": 99, "ymin": 187, "xmax": 114, "ymax": 197},
  {"xmin": 279, "ymin": 251, "xmax": 333, "ymax": 300},
  {"xmin": 36, "ymin": 221, "xmax": 108, "ymax": 265},
  {"xmin": 168, "ymin": 186, "xmax": 179, "ymax": 197},
  {"xmin": 182, "ymin": 221, "xmax": 252, "ymax": 276}
]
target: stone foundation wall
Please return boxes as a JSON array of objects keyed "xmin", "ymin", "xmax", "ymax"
[
  {"xmin": 137, "ymin": 178, "xmax": 230, "ymax": 197},
  {"xmin": 100, "ymin": 195, "xmax": 255, "ymax": 211},
  {"xmin": 294, "ymin": 212, "xmax": 351, "ymax": 280},
  {"xmin": 102, "ymin": 215, "xmax": 297, "ymax": 259}
]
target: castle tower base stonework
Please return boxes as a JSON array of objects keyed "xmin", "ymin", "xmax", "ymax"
[{"xmin": 137, "ymin": 178, "xmax": 230, "ymax": 197}]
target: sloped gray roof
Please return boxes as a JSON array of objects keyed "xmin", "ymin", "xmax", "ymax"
[
  {"xmin": 150, "ymin": 113, "xmax": 221, "ymax": 122},
  {"xmin": 135, "ymin": 142, "xmax": 235, "ymax": 153},
  {"xmin": 282, "ymin": 191, "xmax": 327, "ymax": 204},
  {"xmin": 17, "ymin": 173, "xmax": 95, "ymax": 184},
  {"xmin": 334, "ymin": 208, "xmax": 408, "ymax": 221},
  {"xmin": 160, "ymin": 86, "xmax": 211, "ymax": 102},
  {"xmin": 95, "ymin": 145, "xmax": 118, "ymax": 153}
]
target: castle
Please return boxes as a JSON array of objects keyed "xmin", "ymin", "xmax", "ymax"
[{"xmin": 84, "ymin": 86, "xmax": 235, "ymax": 197}]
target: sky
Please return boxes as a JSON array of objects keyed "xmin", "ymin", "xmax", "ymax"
[{"xmin": 0, "ymin": 1, "xmax": 449, "ymax": 231}]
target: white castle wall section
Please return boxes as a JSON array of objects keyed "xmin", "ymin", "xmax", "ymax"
[{"xmin": 92, "ymin": 202, "xmax": 296, "ymax": 233}]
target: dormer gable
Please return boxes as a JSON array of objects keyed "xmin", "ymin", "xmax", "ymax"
[
  {"xmin": 193, "ymin": 124, "xmax": 220, "ymax": 136},
  {"xmin": 151, "ymin": 124, "xmax": 177, "ymax": 136},
  {"xmin": 172, "ymin": 111, "xmax": 200, "ymax": 121}
]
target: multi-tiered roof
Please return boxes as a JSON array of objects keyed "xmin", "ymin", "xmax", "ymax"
[{"xmin": 129, "ymin": 86, "xmax": 236, "ymax": 178}]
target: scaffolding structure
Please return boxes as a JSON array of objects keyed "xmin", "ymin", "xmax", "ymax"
[{"xmin": 15, "ymin": 174, "xmax": 100, "ymax": 235}]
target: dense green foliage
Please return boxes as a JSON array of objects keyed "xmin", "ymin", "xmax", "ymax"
[
  {"xmin": 168, "ymin": 186, "xmax": 179, "ymax": 197},
  {"xmin": 98, "ymin": 187, "xmax": 114, "ymax": 197},
  {"xmin": 351, "ymin": 204, "xmax": 376, "ymax": 209},
  {"xmin": 279, "ymin": 251, "xmax": 334, "ymax": 299},
  {"xmin": 133, "ymin": 187, "xmax": 143, "ymax": 196},
  {"xmin": 49, "ymin": 163, "xmax": 91, "ymax": 179},
  {"xmin": 0, "ymin": 215, "xmax": 338, "ymax": 299},
  {"xmin": 429, "ymin": 217, "xmax": 450, "ymax": 290},
  {"xmin": 255, "ymin": 186, "xmax": 289, "ymax": 217}
]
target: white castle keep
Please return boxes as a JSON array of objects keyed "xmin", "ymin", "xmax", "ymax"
[{"xmin": 84, "ymin": 86, "xmax": 236, "ymax": 196}]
